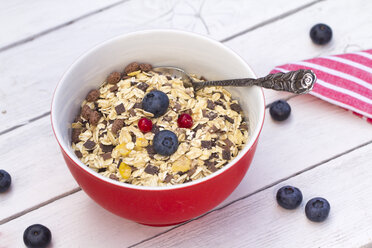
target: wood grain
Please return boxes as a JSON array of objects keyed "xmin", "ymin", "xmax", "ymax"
[
  {"xmin": 0, "ymin": 0, "xmax": 122, "ymax": 50},
  {"xmin": 0, "ymin": 0, "xmax": 315, "ymax": 134},
  {"xmin": 133, "ymin": 143, "xmax": 372, "ymax": 248},
  {"xmin": 1, "ymin": 94, "xmax": 371, "ymax": 245}
]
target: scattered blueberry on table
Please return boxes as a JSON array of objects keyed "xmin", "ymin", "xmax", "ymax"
[
  {"xmin": 276, "ymin": 185, "xmax": 303, "ymax": 209},
  {"xmin": 310, "ymin": 23, "xmax": 333, "ymax": 45},
  {"xmin": 305, "ymin": 197, "xmax": 331, "ymax": 222},
  {"xmin": 23, "ymin": 224, "xmax": 52, "ymax": 248},
  {"xmin": 142, "ymin": 90, "xmax": 169, "ymax": 117},
  {"xmin": 0, "ymin": 169, "xmax": 11, "ymax": 193},
  {"xmin": 269, "ymin": 100, "xmax": 291, "ymax": 121},
  {"xmin": 153, "ymin": 130, "xmax": 179, "ymax": 156}
]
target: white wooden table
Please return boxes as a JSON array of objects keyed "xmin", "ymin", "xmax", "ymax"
[{"xmin": 1, "ymin": 0, "xmax": 371, "ymax": 247}]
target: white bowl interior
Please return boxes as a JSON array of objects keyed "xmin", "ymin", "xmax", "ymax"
[{"xmin": 52, "ymin": 30, "xmax": 265, "ymax": 190}]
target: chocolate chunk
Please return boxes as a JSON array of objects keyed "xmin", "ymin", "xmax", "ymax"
[
  {"xmin": 208, "ymin": 125, "xmax": 219, "ymax": 133},
  {"xmin": 151, "ymin": 125, "xmax": 160, "ymax": 134},
  {"xmin": 129, "ymin": 109, "xmax": 136, "ymax": 117},
  {"xmin": 107, "ymin": 71, "xmax": 121, "ymax": 84},
  {"xmin": 124, "ymin": 62, "xmax": 140, "ymax": 74},
  {"xmin": 117, "ymin": 159, "xmax": 123, "ymax": 168},
  {"xmin": 164, "ymin": 173, "xmax": 173, "ymax": 183},
  {"xmin": 203, "ymin": 110, "xmax": 217, "ymax": 120},
  {"xmin": 89, "ymin": 111, "xmax": 101, "ymax": 126},
  {"xmin": 130, "ymin": 81, "xmax": 138, "ymax": 87},
  {"xmin": 75, "ymin": 150, "xmax": 83, "ymax": 158},
  {"xmin": 94, "ymin": 102, "xmax": 99, "ymax": 111},
  {"xmin": 115, "ymin": 103, "xmax": 125, "ymax": 115},
  {"xmin": 163, "ymin": 115, "xmax": 172, "ymax": 122},
  {"xmin": 130, "ymin": 132, "xmax": 136, "ymax": 143},
  {"xmin": 83, "ymin": 140, "xmax": 96, "ymax": 150},
  {"xmin": 139, "ymin": 63, "xmax": 152, "ymax": 72},
  {"xmin": 224, "ymin": 115, "xmax": 234, "ymax": 124},
  {"xmin": 223, "ymin": 138, "xmax": 234, "ymax": 148},
  {"xmin": 201, "ymin": 140, "xmax": 212, "ymax": 149},
  {"xmin": 207, "ymin": 100, "xmax": 215, "ymax": 110},
  {"xmin": 81, "ymin": 105, "xmax": 93, "ymax": 120},
  {"xmin": 239, "ymin": 122, "xmax": 249, "ymax": 130},
  {"xmin": 205, "ymin": 160, "xmax": 218, "ymax": 172},
  {"xmin": 146, "ymin": 145, "xmax": 156, "ymax": 156},
  {"xmin": 173, "ymin": 102, "xmax": 181, "ymax": 112},
  {"xmin": 109, "ymin": 85, "xmax": 118, "ymax": 92},
  {"xmin": 187, "ymin": 167, "xmax": 197, "ymax": 177},
  {"xmin": 166, "ymin": 76, "xmax": 172, "ymax": 80},
  {"xmin": 86, "ymin": 89, "xmax": 100, "ymax": 102},
  {"xmin": 215, "ymin": 100, "xmax": 226, "ymax": 109},
  {"xmin": 137, "ymin": 82, "xmax": 149, "ymax": 92},
  {"xmin": 71, "ymin": 128, "xmax": 81, "ymax": 143},
  {"xmin": 192, "ymin": 124, "xmax": 205, "ymax": 133},
  {"xmin": 144, "ymin": 164, "xmax": 159, "ymax": 175},
  {"xmin": 208, "ymin": 152, "xmax": 219, "ymax": 160},
  {"xmin": 184, "ymin": 178, "xmax": 192, "ymax": 183},
  {"xmin": 102, "ymin": 152, "xmax": 112, "ymax": 160},
  {"xmin": 98, "ymin": 168, "xmax": 106, "ymax": 173},
  {"xmin": 133, "ymin": 102, "xmax": 142, "ymax": 109},
  {"xmin": 111, "ymin": 119, "xmax": 124, "ymax": 134},
  {"xmin": 100, "ymin": 144, "xmax": 114, "ymax": 153},
  {"xmin": 109, "ymin": 174, "xmax": 119, "ymax": 181},
  {"xmin": 230, "ymin": 103, "xmax": 242, "ymax": 113},
  {"xmin": 222, "ymin": 149, "xmax": 231, "ymax": 160}
]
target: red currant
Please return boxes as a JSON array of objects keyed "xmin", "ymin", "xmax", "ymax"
[
  {"xmin": 177, "ymin": 113, "xmax": 193, "ymax": 128},
  {"xmin": 138, "ymin": 118, "xmax": 153, "ymax": 133}
]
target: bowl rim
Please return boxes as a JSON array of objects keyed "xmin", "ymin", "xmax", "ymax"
[{"xmin": 51, "ymin": 29, "xmax": 265, "ymax": 191}]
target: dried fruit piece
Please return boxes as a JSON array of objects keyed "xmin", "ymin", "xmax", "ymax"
[
  {"xmin": 127, "ymin": 70, "xmax": 141, "ymax": 77},
  {"xmin": 135, "ymin": 137, "xmax": 148, "ymax": 149},
  {"xmin": 115, "ymin": 143, "xmax": 131, "ymax": 156},
  {"xmin": 171, "ymin": 157, "xmax": 191, "ymax": 173},
  {"xmin": 118, "ymin": 162, "xmax": 131, "ymax": 179}
]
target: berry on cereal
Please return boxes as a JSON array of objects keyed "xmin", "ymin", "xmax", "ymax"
[
  {"xmin": 142, "ymin": 90, "xmax": 169, "ymax": 117},
  {"xmin": 138, "ymin": 118, "xmax": 153, "ymax": 133},
  {"xmin": 177, "ymin": 113, "xmax": 193, "ymax": 128}
]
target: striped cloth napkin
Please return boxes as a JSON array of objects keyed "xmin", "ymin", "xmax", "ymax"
[{"xmin": 271, "ymin": 49, "xmax": 372, "ymax": 124}]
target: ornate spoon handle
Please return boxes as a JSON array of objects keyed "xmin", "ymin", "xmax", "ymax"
[{"xmin": 193, "ymin": 69, "xmax": 316, "ymax": 94}]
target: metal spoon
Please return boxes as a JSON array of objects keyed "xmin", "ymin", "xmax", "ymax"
[{"xmin": 153, "ymin": 67, "xmax": 316, "ymax": 94}]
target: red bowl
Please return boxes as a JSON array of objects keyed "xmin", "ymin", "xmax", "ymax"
[{"xmin": 51, "ymin": 30, "xmax": 265, "ymax": 226}]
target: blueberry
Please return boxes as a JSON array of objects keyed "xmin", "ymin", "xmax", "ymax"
[
  {"xmin": 310, "ymin": 23, "xmax": 332, "ymax": 45},
  {"xmin": 0, "ymin": 169, "xmax": 11, "ymax": 193},
  {"xmin": 276, "ymin": 185, "xmax": 303, "ymax": 210},
  {"xmin": 23, "ymin": 224, "xmax": 52, "ymax": 248},
  {"xmin": 153, "ymin": 130, "xmax": 178, "ymax": 156},
  {"xmin": 142, "ymin": 90, "xmax": 169, "ymax": 117},
  {"xmin": 305, "ymin": 197, "xmax": 330, "ymax": 222},
  {"xmin": 270, "ymin": 100, "xmax": 291, "ymax": 121}
]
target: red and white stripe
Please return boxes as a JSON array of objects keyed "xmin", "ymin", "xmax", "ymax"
[{"xmin": 271, "ymin": 49, "xmax": 372, "ymax": 124}]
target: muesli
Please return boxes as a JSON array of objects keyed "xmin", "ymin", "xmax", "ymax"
[{"xmin": 71, "ymin": 62, "xmax": 249, "ymax": 186}]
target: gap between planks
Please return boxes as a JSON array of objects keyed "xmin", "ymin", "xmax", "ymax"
[
  {"xmin": 0, "ymin": 0, "xmax": 323, "ymax": 135},
  {"xmin": 129, "ymin": 139, "xmax": 372, "ymax": 248},
  {"xmin": 0, "ymin": 0, "xmax": 130, "ymax": 52}
]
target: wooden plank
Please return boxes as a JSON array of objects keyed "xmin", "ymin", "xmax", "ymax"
[
  {"xmin": 0, "ymin": 0, "xmax": 316, "ymax": 133},
  {"xmin": 0, "ymin": 190, "xmax": 171, "ymax": 247},
  {"xmin": 1, "ymin": 94, "xmax": 371, "ymax": 245},
  {"xmin": 132, "ymin": 143, "xmax": 372, "ymax": 248},
  {"xmin": 0, "ymin": 0, "xmax": 122, "ymax": 50},
  {"xmin": 0, "ymin": 117, "xmax": 78, "ymax": 222}
]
